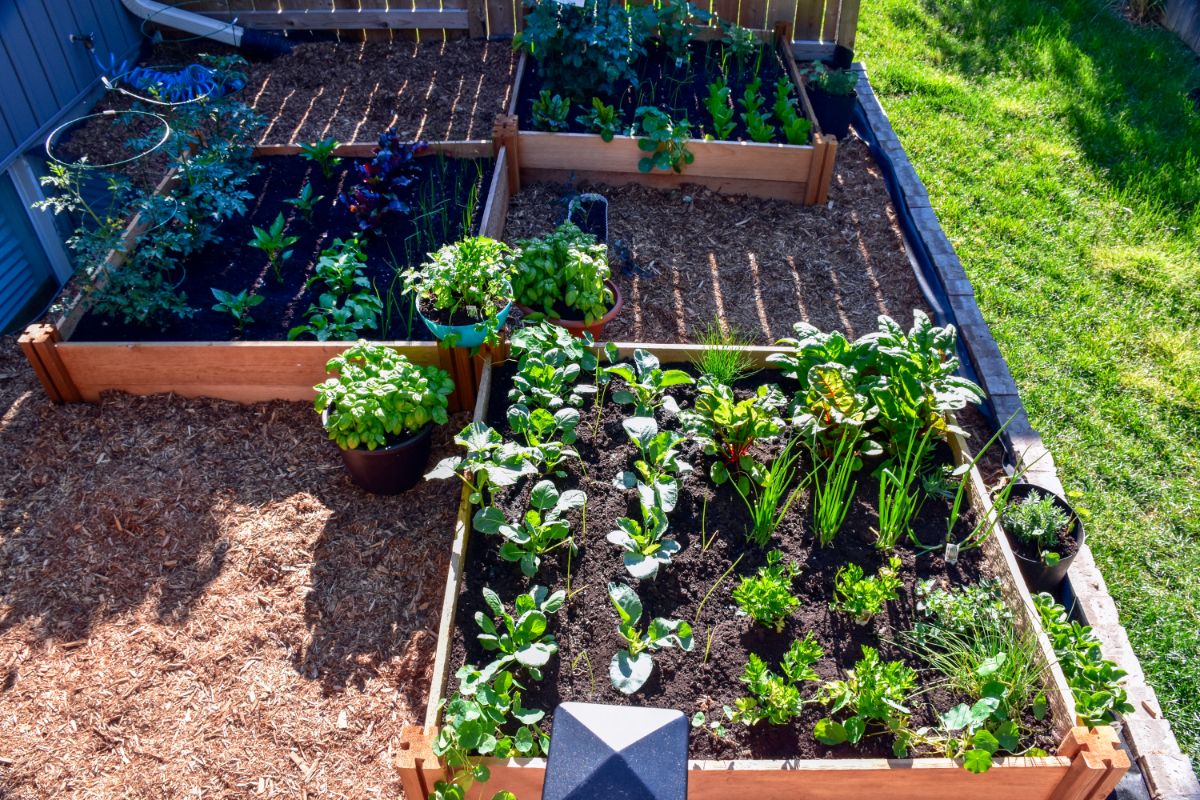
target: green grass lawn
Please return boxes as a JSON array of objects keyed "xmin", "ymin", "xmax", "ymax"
[{"xmin": 855, "ymin": 0, "xmax": 1200, "ymax": 769}]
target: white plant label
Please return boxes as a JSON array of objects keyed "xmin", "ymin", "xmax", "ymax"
[{"xmin": 944, "ymin": 542, "xmax": 960, "ymax": 565}]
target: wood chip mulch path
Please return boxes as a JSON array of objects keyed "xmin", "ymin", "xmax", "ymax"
[
  {"xmin": 503, "ymin": 137, "xmax": 930, "ymax": 344},
  {"xmin": 0, "ymin": 341, "xmax": 464, "ymax": 798}
]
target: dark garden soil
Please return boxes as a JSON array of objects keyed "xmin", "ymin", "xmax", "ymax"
[
  {"xmin": 446, "ymin": 363, "xmax": 1058, "ymax": 761},
  {"xmin": 503, "ymin": 138, "xmax": 929, "ymax": 344},
  {"xmin": 516, "ymin": 40, "xmax": 806, "ymax": 145},
  {"xmin": 69, "ymin": 153, "xmax": 492, "ymax": 343},
  {"xmin": 0, "ymin": 336, "xmax": 464, "ymax": 797},
  {"xmin": 58, "ymin": 38, "xmax": 515, "ymax": 189}
]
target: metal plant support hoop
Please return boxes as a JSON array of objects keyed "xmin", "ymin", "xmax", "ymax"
[{"xmin": 45, "ymin": 110, "xmax": 172, "ymax": 171}]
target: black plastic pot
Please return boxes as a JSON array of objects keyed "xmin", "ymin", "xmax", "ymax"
[
  {"xmin": 808, "ymin": 86, "xmax": 858, "ymax": 140},
  {"xmin": 334, "ymin": 422, "xmax": 434, "ymax": 495},
  {"xmin": 568, "ymin": 192, "xmax": 609, "ymax": 243},
  {"xmin": 1002, "ymin": 482, "xmax": 1086, "ymax": 593}
]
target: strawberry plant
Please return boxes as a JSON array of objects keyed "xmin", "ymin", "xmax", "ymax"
[
  {"xmin": 1034, "ymin": 593, "xmax": 1133, "ymax": 726},
  {"xmin": 474, "ymin": 481, "xmax": 585, "ymax": 577},
  {"xmin": 608, "ymin": 582, "xmax": 693, "ymax": 694},
  {"xmin": 474, "ymin": 585, "xmax": 565, "ymax": 680},
  {"xmin": 732, "ymin": 550, "xmax": 801, "ymax": 631},
  {"xmin": 635, "ymin": 107, "xmax": 694, "ymax": 173}
]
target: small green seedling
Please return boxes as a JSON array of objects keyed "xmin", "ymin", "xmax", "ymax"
[
  {"xmin": 704, "ymin": 78, "xmax": 736, "ymax": 140},
  {"xmin": 475, "ymin": 585, "xmax": 565, "ymax": 680},
  {"xmin": 577, "ymin": 96, "xmax": 621, "ymax": 141},
  {"xmin": 300, "ymin": 138, "xmax": 342, "ymax": 179},
  {"xmin": 830, "ymin": 557, "xmax": 903, "ymax": 624},
  {"xmin": 249, "ymin": 212, "xmax": 300, "ymax": 283},
  {"xmin": 732, "ymin": 550, "xmax": 801, "ymax": 631},
  {"xmin": 211, "ymin": 287, "xmax": 263, "ymax": 333},
  {"xmin": 285, "ymin": 181, "xmax": 324, "ymax": 221},
  {"xmin": 532, "ymin": 90, "xmax": 571, "ymax": 132},
  {"xmin": 473, "ymin": 480, "xmax": 585, "ymax": 577}
]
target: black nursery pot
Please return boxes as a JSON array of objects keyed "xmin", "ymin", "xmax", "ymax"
[
  {"xmin": 568, "ymin": 192, "xmax": 609, "ymax": 243},
  {"xmin": 334, "ymin": 422, "xmax": 434, "ymax": 495},
  {"xmin": 808, "ymin": 86, "xmax": 858, "ymax": 140},
  {"xmin": 1003, "ymin": 482, "xmax": 1086, "ymax": 593}
]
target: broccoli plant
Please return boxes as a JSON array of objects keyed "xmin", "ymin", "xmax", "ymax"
[
  {"xmin": 830, "ymin": 557, "xmax": 903, "ymax": 624},
  {"xmin": 508, "ymin": 322, "xmax": 599, "ymax": 410},
  {"xmin": 605, "ymin": 349, "xmax": 694, "ymax": 416},
  {"xmin": 730, "ymin": 633, "xmax": 824, "ymax": 726},
  {"xmin": 473, "ymin": 480, "xmax": 585, "ymax": 577},
  {"xmin": 608, "ymin": 582, "xmax": 693, "ymax": 694},
  {"xmin": 425, "ymin": 422, "xmax": 539, "ymax": 506},
  {"xmin": 732, "ymin": 550, "xmax": 801, "ymax": 631},
  {"xmin": 618, "ymin": 415, "xmax": 692, "ymax": 512},
  {"xmin": 474, "ymin": 585, "xmax": 565, "ymax": 680}
]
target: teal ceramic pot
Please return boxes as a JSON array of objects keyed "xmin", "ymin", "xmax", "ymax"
[{"xmin": 419, "ymin": 300, "xmax": 512, "ymax": 348}]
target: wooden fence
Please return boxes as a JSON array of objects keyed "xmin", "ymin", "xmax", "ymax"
[{"xmin": 181, "ymin": 0, "xmax": 860, "ymax": 49}]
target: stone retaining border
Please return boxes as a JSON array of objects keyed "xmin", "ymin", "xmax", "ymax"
[{"xmin": 851, "ymin": 62, "xmax": 1200, "ymax": 800}]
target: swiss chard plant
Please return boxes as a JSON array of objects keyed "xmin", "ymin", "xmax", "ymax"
[
  {"xmin": 606, "ymin": 349, "xmax": 695, "ymax": 417},
  {"xmin": 248, "ymin": 212, "xmax": 299, "ymax": 283},
  {"xmin": 772, "ymin": 76, "xmax": 812, "ymax": 145},
  {"xmin": 531, "ymin": 89, "xmax": 571, "ymax": 132},
  {"xmin": 314, "ymin": 342, "xmax": 454, "ymax": 450},
  {"xmin": 635, "ymin": 107, "xmax": 694, "ymax": 173},
  {"xmin": 680, "ymin": 378, "xmax": 785, "ymax": 465},
  {"xmin": 703, "ymin": 77, "xmax": 736, "ymax": 141},
  {"xmin": 508, "ymin": 321, "xmax": 599, "ymax": 410},
  {"xmin": 830, "ymin": 557, "xmax": 902, "ymax": 624},
  {"xmin": 729, "ymin": 633, "xmax": 823, "ymax": 726},
  {"xmin": 426, "ymin": 422, "xmax": 540, "ymax": 506},
  {"xmin": 608, "ymin": 582, "xmax": 693, "ymax": 694},
  {"xmin": 732, "ymin": 549, "xmax": 801, "ymax": 631},
  {"xmin": 474, "ymin": 585, "xmax": 565, "ymax": 680},
  {"xmin": 511, "ymin": 222, "xmax": 613, "ymax": 324},
  {"xmin": 739, "ymin": 77, "xmax": 775, "ymax": 143},
  {"xmin": 338, "ymin": 130, "xmax": 428, "ymax": 233},
  {"xmin": 814, "ymin": 646, "xmax": 917, "ymax": 756},
  {"xmin": 577, "ymin": 96, "xmax": 622, "ymax": 141},
  {"xmin": 210, "ymin": 287, "xmax": 263, "ymax": 334},
  {"xmin": 474, "ymin": 481, "xmax": 585, "ymax": 577}
]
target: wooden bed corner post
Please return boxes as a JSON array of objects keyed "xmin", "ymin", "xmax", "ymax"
[
  {"xmin": 17, "ymin": 323, "xmax": 81, "ymax": 404},
  {"xmin": 493, "ymin": 114, "xmax": 521, "ymax": 194},
  {"xmin": 1050, "ymin": 727, "xmax": 1131, "ymax": 800},
  {"xmin": 805, "ymin": 133, "xmax": 838, "ymax": 205},
  {"xmin": 772, "ymin": 21, "xmax": 792, "ymax": 46},
  {"xmin": 397, "ymin": 724, "xmax": 447, "ymax": 800}
]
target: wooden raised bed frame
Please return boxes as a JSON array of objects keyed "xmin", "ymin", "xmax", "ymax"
[
  {"xmin": 505, "ymin": 25, "xmax": 839, "ymax": 205},
  {"xmin": 396, "ymin": 345, "xmax": 1130, "ymax": 800},
  {"xmin": 17, "ymin": 141, "xmax": 516, "ymax": 413}
]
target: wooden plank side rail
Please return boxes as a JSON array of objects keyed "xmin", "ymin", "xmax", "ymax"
[
  {"xmin": 191, "ymin": 8, "xmax": 471, "ymax": 30},
  {"xmin": 401, "ymin": 350, "xmax": 1129, "ymax": 800}
]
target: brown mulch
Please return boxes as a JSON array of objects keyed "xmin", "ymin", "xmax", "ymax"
[
  {"xmin": 55, "ymin": 38, "xmax": 515, "ymax": 189},
  {"xmin": 0, "ymin": 339, "xmax": 463, "ymax": 798},
  {"xmin": 503, "ymin": 137, "xmax": 930, "ymax": 345}
]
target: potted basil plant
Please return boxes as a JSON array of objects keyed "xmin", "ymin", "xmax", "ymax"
[
  {"xmin": 403, "ymin": 236, "xmax": 515, "ymax": 348},
  {"xmin": 314, "ymin": 341, "xmax": 455, "ymax": 494},
  {"xmin": 1001, "ymin": 482, "xmax": 1085, "ymax": 592},
  {"xmin": 804, "ymin": 62, "xmax": 858, "ymax": 139},
  {"xmin": 512, "ymin": 221, "xmax": 623, "ymax": 339}
]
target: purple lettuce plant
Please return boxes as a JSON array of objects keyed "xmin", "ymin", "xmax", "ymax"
[{"xmin": 338, "ymin": 129, "xmax": 429, "ymax": 233}]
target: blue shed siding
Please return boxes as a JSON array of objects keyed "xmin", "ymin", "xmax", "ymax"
[{"xmin": 0, "ymin": 0, "xmax": 142, "ymax": 167}]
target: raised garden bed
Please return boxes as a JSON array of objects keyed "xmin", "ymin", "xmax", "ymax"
[
  {"xmin": 506, "ymin": 25, "xmax": 838, "ymax": 205},
  {"xmin": 396, "ymin": 345, "xmax": 1129, "ymax": 800},
  {"xmin": 20, "ymin": 141, "xmax": 511, "ymax": 410}
]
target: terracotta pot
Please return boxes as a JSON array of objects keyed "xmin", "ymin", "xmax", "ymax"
[{"xmin": 518, "ymin": 280, "xmax": 624, "ymax": 340}]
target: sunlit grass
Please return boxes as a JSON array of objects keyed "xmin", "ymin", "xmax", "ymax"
[{"xmin": 858, "ymin": 0, "xmax": 1200, "ymax": 770}]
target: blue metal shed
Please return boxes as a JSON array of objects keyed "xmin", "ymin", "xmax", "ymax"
[{"xmin": 0, "ymin": 0, "xmax": 141, "ymax": 334}]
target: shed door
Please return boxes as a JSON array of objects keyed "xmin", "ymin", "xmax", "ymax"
[{"xmin": 0, "ymin": 170, "xmax": 56, "ymax": 334}]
